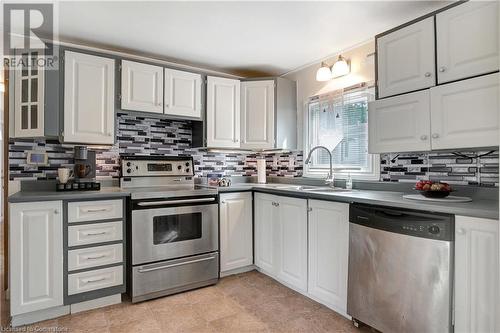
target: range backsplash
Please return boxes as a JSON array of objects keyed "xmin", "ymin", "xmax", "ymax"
[
  {"xmin": 8, "ymin": 112, "xmax": 303, "ymax": 181},
  {"xmin": 381, "ymin": 151, "xmax": 499, "ymax": 187},
  {"xmin": 8, "ymin": 112, "xmax": 498, "ymax": 187}
]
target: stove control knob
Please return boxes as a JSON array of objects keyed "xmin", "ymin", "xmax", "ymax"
[
  {"xmin": 126, "ymin": 162, "xmax": 131, "ymax": 167},
  {"xmin": 428, "ymin": 225, "xmax": 440, "ymax": 234},
  {"xmin": 185, "ymin": 162, "xmax": 190, "ymax": 167},
  {"xmin": 177, "ymin": 165, "xmax": 182, "ymax": 170},
  {"xmin": 126, "ymin": 168, "xmax": 132, "ymax": 174},
  {"xmin": 185, "ymin": 168, "xmax": 190, "ymax": 173}
]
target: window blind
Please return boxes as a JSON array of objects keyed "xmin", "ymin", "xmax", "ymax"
[{"xmin": 307, "ymin": 86, "xmax": 374, "ymax": 171}]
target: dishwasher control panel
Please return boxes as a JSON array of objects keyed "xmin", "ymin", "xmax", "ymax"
[{"xmin": 349, "ymin": 204, "xmax": 454, "ymax": 241}]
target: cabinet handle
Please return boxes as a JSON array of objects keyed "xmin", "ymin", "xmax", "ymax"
[
  {"xmin": 439, "ymin": 67, "xmax": 446, "ymax": 73},
  {"xmin": 83, "ymin": 277, "xmax": 106, "ymax": 284},
  {"xmin": 307, "ymin": 207, "xmax": 312, "ymax": 212},
  {"xmin": 432, "ymin": 133, "xmax": 440, "ymax": 139},
  {"xmin": 83, "ymin": 231, "xmax": 107, "ymax": 236},
  {"xmin": 54, "ymin": 209, "xmax": 59, "ymax": 214},
  {"xmin": 85, "ymin": 254, "xmax": 107, "ymax": 260},
  {"xmin": 420, "ymin": 135, "xmax": 428, "ymax": 141},
  {"xmin": 457, "ymin": 228, "xmax": 466, "ymax": 235},
  {"xmin": 221, "ymin": 200, "xmax": 226, "ymax": 204},
  {"xmin": 424, "ymin": 72, "xmax": 432, "ymax": 77},
  {"xmin": 82, "ymin": 207, "xmax": 110, "ymax": 213}
]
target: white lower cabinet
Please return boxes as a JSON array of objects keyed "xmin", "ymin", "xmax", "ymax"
[
  {"xmin": 308, "ymin": 200, "xmax": 349, "ymax": 314},
  {"xmin": 254, "ymin": 193, "xmax": 307, "ymax": 292},
  {"xmin": 9, "ymin": 201, "xmax": 63, "ymax": 316},
  {"xmin": 219, "ymin": 192, "xmax": 253, "ymax": 273},
  {"xmin": 277, "ymin": 196, "xmax": 308, "ymax": 292},
  {"xmin": 254, "ymin": 193, "xmax": 278, "ymax": 275},
  {"xmin": 454, "ymin": 216, "xmax": 499, "ymax": 333}
]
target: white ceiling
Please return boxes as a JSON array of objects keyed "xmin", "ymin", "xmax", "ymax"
[{"xmin": 55, "ymin": 1, "xmax": 450, "ymax": 77}]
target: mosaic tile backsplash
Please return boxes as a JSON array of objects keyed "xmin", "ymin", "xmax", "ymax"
[
  {"xmin": 381, "ymin": 151, "xmax": 499, "ymax": 187},
  {"xmin": 9, "ymin": 112, "xmax": 303, "ymax": 180}
]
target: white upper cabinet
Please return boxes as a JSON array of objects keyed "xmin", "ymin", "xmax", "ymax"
[
  {"xmin": 10, "ymin": 201, "xmax": 63, "ymax": 316},
  {"xmin": 164, "ymin": 68, "xmax": 202, "ymax": 118},
  {"xmin": 206, "ymin": 76, "xmax": 240, "ymax": 148},
  {"xmin": 121, "ymin": 60, "xmax": 163, "ymax": 113},
  {"xmin": 436, "ymin": 1, "xmax": 499, "ymax": 84},
  {"xmin": 377, "ymin": 17, "xmax": 435, "ymax": 99},
  {"xmin": 219, "ymin": 192, "xmax": 253, "ymax": 273},
  {"xmin": 430, "ymin": 72, "xmax": 499, "ymax": 150},
  {"xmin": 368, "ymin": 90, "xmax": 431, "ymax": 153},
  {"xmin": 308, "ymin": 200, "xmax": 349, "ymax": 315},
  {"xmin": 64, "ymin": 51, "xmax": 115, "ymax": 144},
  {"xmin": 454, "ymin": 216, "xmax": 499, "ymax": 333},
  {"xmin": 14, "ymin": 51, "xmax": 44, "ymax": 137},
  {"xmin": 240, "ymin": 80, "xmax": 275, "ymax": 149}
]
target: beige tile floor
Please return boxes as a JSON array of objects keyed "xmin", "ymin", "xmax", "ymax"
[{"xmin": 3, "ymin": 268, "xmax": 373, "ymax": 332}]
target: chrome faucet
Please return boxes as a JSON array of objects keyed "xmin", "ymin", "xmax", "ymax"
[{"xmin": 305, "ymin": 146, "xmax": 335, "ymax": 187}]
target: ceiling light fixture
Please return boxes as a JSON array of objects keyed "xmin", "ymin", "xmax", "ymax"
[
  {"xmin": 315, "ymin": 55, "xmax": 351, "ymax": 82},
  {"xmin": 332, "ymin": 55, "xmax": 350, "ymax": 78},
  {"xmin": 315, "ymin": 62, "xmax": 333, "ymax": 82}
]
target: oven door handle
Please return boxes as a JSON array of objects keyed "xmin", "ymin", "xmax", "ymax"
[
  {"xmin": 136, "ymin": 198, "xmax": 216, "ymax": 207},
  {"xmin": 137, "ymin": 255, "xmax": 217, "ymax": 273}
]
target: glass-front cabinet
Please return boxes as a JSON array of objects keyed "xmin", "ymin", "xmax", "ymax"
[{"xmin": 14, "ymin": 51, "xmax": 44, "ymax": 137}]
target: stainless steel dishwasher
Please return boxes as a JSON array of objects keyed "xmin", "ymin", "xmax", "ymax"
[{"xmin": 347, "ymin": 203, "xmax": 454, "ymax": 333}]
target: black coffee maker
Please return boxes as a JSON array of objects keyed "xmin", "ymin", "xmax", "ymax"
[{"xmin": 74, "ymin": 146, "xmax": 96, "ymax": 182}]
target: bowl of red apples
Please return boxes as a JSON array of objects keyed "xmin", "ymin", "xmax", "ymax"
[{"xmin": 414, "ymin": 180, "xmax": 452, "ymax": 198}]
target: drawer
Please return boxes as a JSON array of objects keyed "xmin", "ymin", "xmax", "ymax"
[
  {"xmin": 68, "ymin": 199, "xmax": 123, "ymax": 223},
  {"xmin": 68, "ymin": 266, "xmax": 123, "ymax": 295},
  {"xmin": 68, "ymin": 244, "xmax": 123, "ymax": 271},
  {"xmin": 68, "ymin": 221, "xmax": 123, "ymax": 247}
]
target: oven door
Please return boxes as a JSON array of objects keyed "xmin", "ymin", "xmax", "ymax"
[{"xmin": 131, "ymin": 197, "xmax": 218, "ymax": 265}]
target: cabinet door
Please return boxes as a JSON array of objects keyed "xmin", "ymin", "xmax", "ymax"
[
  {"xmin": 455, "ymin": 216, "xmax": 499, "ymax": 333},
  {"xmin": 10, "ymin": 201, "xmax": 63, "ymax": 315},
  {"xmin": 64, "ymin": 51, "xmax": 115, "ymax": 144},
  {"xmin": 254, "ymin": 193, "xmax": 277, "ymax": 275},
  {"xmin": 14, "ymin": 51, "xmax": 44, "ymax": 137},
  {"xmin": 164, "ymin": 68, "xmax": 202, "ymax": 118},
  {"xmin": 121, "ymin": 60, "xmax": 163, "ymax": 113},
  {"xmin": 220, "ymin": 192, "xmax": 253, "ymax": 272},
  {"xmin": 206, "ymin": 76, "xmax": 240, "ymax": 148},
  {"xmin": 308, "ymin": 200, "xmax": 349, "ymax": 314},
  {"xmin": 277, "ymin": 196, "xmax": 308, "ymax": 292},
  {"xmin": 430, "ymin": 73, "xmax": 499, "ymax": 150},
  {"xmin": 240, "ymin": 80, "xmax": 275, "ymax": 149},
  {"xmin": 436, "ymin": 2, "xmax": 499, "ymax": 84},
  {"xmin": 368, "ymin": 90, "xmax": 431, "ymax": 153},
  {"xmin": 377, "ymin": 17, "xmax": 435, "ymax": 98}
]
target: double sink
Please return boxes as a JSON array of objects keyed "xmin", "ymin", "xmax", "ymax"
[{"xmin": 262, "ymin": 184, "xmax": 355, "ymax": 194}]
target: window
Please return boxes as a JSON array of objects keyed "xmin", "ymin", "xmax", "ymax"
[{"xmin": 305, "ymin": 86, "xmax": 379, "ymax": 180}]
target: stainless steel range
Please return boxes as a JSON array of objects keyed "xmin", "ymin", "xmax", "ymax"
[{"xmin": 121, "ymin": 156, "xmax": 219, "ymax": 303}]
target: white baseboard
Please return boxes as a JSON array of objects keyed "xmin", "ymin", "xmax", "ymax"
[
  {"xmin": 11, "ymin": 306, "xmax": 70, "ymax": 327},
  {"xmin": 220, "ymin": 265, "xmax": 256, "ymax": 277},
  {"xmin": 70, "ymin": 294, "xmax": 122, "ymax": 314}
]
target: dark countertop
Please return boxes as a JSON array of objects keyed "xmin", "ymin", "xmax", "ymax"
[
  {"xmin": 9, "ymin": 182, "xmax": 499, "ymax": 220},
  {"xmin": 218, "ymin": 183, "xmax": 499, "ymax": 220},
  {"xmin": 8, "ymin": 187, "xmax": 130, "ymax": 202}
]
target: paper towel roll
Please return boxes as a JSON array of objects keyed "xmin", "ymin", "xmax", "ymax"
[{"xmin": 257, "ymin": 158, "xmax": 266, "ymax": 184}]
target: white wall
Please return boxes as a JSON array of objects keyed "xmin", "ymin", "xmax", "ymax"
[{"xmin": 283, "ymin": 40, "xmax": 375, "ymax": 150}]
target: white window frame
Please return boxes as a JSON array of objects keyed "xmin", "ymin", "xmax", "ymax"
[{"xmin": 303, "ymin": 85, "xmax": 380, "ymax": 181}]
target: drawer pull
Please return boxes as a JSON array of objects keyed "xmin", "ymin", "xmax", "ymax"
[
  {"xmin": 85, "ymin": 254, "xmax": 107, "ymax": 260},
  {"xmin": 138, "ymin": 256, "xmax": 216, "ymax": 273},
  {"xmin": 82, "ymin": 207, "xmax": 111, "ymax": 213},
  {"xmin": 83, "ymin": 277, "xmax": 107, "ymax": 283},
  {"xmin": 83, "ymin": 231, "xmax": 108, "ymax": 236}
]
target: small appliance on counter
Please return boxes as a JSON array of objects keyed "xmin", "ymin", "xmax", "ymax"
[{"xmin": 56, "ymin": 146, "xmax": 100, "ymax": 191}]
